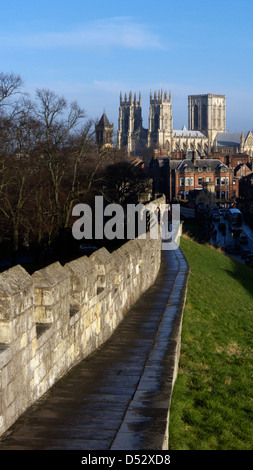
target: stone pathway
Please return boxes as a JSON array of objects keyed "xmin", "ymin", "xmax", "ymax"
[{"xmin": 0, "ymin": 247, "xmax": 189, "ymax": 450}]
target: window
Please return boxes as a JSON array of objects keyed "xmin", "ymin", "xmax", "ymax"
[
  {"xmin": 194, "ymin": 104, "xmax": 198, "ymax": 130},
  {"xmin": 201, "ymin": 104, "xmax": 207, "ymax": 130},
  {"xmin": 226, "ymin": 177, "xmax": 229, "ymax": 185},
  {"xmin": 215, "ymin": 177, "xmax": 220, "ymax": 185},
  {"xmin": 198, "ymin": 177, "xmax": 203, "ymax": 186},
  {"xmin": 206, "ymin": 177, "xmax": 211, "ymax": 182},
  {"xmin": 180, "ymin": 177, "xmax": 184, "ymax": 186},
  {"xmin": 185, "ymin": 177, "xmax": 190, "ymax": 186},
  {"xmin": 191, "ymin": 177, "xmax": 194, "ymax": 186},
  {"xmin": 221, "ymin": 177, "xmax": 226, "ymax": 185}
]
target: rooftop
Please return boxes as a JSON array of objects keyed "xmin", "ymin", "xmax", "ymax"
[{"xmin": 173, "ymin": 125, "xmax": 205, "ymax": 138}]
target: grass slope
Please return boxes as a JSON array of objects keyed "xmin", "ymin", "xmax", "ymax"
[{"xmin": 169, "ymin": 236, "xmax": 253, "ymax": 450}]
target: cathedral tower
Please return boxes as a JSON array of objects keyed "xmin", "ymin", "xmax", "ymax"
[
  {"xmin": 147, "ymin": 89, "xmax": 173, "ymax": 149},
  {"xmin": 188, "ymin": 94, "xmax": 226, "ymax": 145},
  {"xmin": 95, "ymin": 112, "xmax": 113, "ymax": 149},
  {"xmin": 117, "ymin": 91, "xmax": 143, "ymax": 153}
]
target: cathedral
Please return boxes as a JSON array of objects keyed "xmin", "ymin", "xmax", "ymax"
[{"xmin": 115, "ymin": 90, "xmax": 253, "ymax": 157}]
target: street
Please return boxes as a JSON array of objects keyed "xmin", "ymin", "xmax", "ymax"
[{"xmin": 209, "ymin": 209, "xmax": 253, "ymax": 265}]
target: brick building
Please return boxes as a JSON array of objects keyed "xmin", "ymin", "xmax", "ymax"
[
  {"xmin": 169, "ymin": 155, "xmax": 235, "ymax": 202},
  {"xmin": 149, "ymin": 152, "xmax": 237, "ymax": 203}
]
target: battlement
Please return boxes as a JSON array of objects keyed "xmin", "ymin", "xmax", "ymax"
[
  {"xmin": 150, "ymin": 89, "xmax": 171, "ymax": 104},
  {"xmin": 120, "ymin": 91, "xmax": 141, "ymax": 106},
  {"xmin": 0, "ymin": 197, "xmax": 169, "ymax": 437}
]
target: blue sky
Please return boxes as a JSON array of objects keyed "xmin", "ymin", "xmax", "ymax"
[{"xmin": 1, "ymin": 0, "xmax": 252, "ymax": 134}]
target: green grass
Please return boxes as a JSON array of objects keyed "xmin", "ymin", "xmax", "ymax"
[{"xmin": 169, "ymin": 236, "xmax": 253, "ymax": 450}]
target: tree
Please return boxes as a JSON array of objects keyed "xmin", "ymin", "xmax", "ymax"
[
  {"xmin": 31, "ymin": 88, "xmax": 86, "ymax": 230},
  {"xmin": 0, "ymin": 72, "xmax": 23, "ymax": 108},
  {"xmin": 102, "ymin": 161, "xmax": 151, "ymax": 206},
  {"xmin": 0, "ymin": 73, "xmax": 119, "ymax": 262}
]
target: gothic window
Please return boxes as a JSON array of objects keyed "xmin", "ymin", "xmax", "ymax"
[
  {"xmin": 154, "ymin": 113, "xmax": 159, "ymax": 131},
  {"xmin": 201, "ymin": 104, "xmax": 207, "ymax": 130},
  {"xmin": 124, "ymin": 109, "xmax": 129, "ymax": 133},
  {"xmin": 194, "ymin": 105, "xmax": 198, "ymax": 130}
]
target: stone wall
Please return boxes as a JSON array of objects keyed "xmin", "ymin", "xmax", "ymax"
[{"xmin": 0, "ymin": 197, "xmax": 166, "ymax": 436}]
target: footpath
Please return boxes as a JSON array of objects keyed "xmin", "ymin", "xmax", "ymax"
[{"xmin": 0, "ymin": 245, "xmax": 189, "ymax": 450}]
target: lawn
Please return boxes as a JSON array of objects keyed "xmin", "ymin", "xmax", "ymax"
[{"xmin": 169, "ymin": 235, "xmax": 253, "ymax": 450}]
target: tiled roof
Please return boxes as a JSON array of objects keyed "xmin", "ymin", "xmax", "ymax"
[
  {"xmin": 171, "ymin": 158, "xmax": 229, "ymax": 171},
  {"xmin": 216, "ymin": 131, "xmax": 250, "ymax": 147},
  {"xmin": 173, "ymin": 125, "xmax": 205, "ymax": 138}
]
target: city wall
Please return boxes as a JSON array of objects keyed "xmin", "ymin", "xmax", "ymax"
[{"xmin": 0, "ymin": 197, "xmax": 169, "ymax": 437}]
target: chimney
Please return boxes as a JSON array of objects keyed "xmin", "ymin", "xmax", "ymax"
[{"xmin": 191, "ymin": 151, "xmax": 196, "ymax": 164}]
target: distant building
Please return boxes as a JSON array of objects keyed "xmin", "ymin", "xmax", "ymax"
[
  {"xmin": 95, "ymin": 112, "xmax": 114, "ymax": 149},
  {"xmin": 239, "ymin": 172, "xmax": 253, "ymax": 202},
  {"xmin": 214, "ymin": 131, "xmax": 253, "ymax": 156},
  {"xmin": 188, "ymin": 94, "xmax": 226, "ymax": 144},
  {"xmin": 117, "ymin": 92, "xmax": 148, "ymax": 154},
  {"xmin": 149, "ymin": 152, "xmax": 237, "ymax": 203},
  {"xmin": 116, "ymin": 90, "xmax": 253, "ymax": 158}
]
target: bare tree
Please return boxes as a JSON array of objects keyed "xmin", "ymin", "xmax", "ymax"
[
  {"xmin": 0, "ymin": 72, "xmax": 23, "ymax": 107},
  {"xmin": 31, "ymin": 88, "xmax": 86, "ymax": 229}
]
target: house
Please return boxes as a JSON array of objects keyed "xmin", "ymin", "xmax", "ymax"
[{"xmin": 149, "ymin": 152, "xmax": 237, "ymax": 203}]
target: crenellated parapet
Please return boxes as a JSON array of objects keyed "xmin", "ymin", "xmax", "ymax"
[{"xmin": 0, "ymin": 196, "xmax": 168, "ymax": 437}]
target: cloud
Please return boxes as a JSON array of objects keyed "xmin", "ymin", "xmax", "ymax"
[{"xmin": 1, "ymin": 17, "xmax": 164, "ymax": 51}]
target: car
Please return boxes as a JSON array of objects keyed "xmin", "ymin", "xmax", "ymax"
[{"xmin": 239, "ymin": 235, "xmax": 248, "ymax": 245}]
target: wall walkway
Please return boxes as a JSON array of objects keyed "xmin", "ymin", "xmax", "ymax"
[{"xmin": 0, "ymin": 240, "xmax": 189, "ymax": 450}]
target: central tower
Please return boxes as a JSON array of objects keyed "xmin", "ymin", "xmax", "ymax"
[
  {"xmin": 188, "ymin": 94, "xmax": 226, "ymax": 144},
  {"xmin": 148, "ymin": 89, "xmax": 173, "ymax": 149}
]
